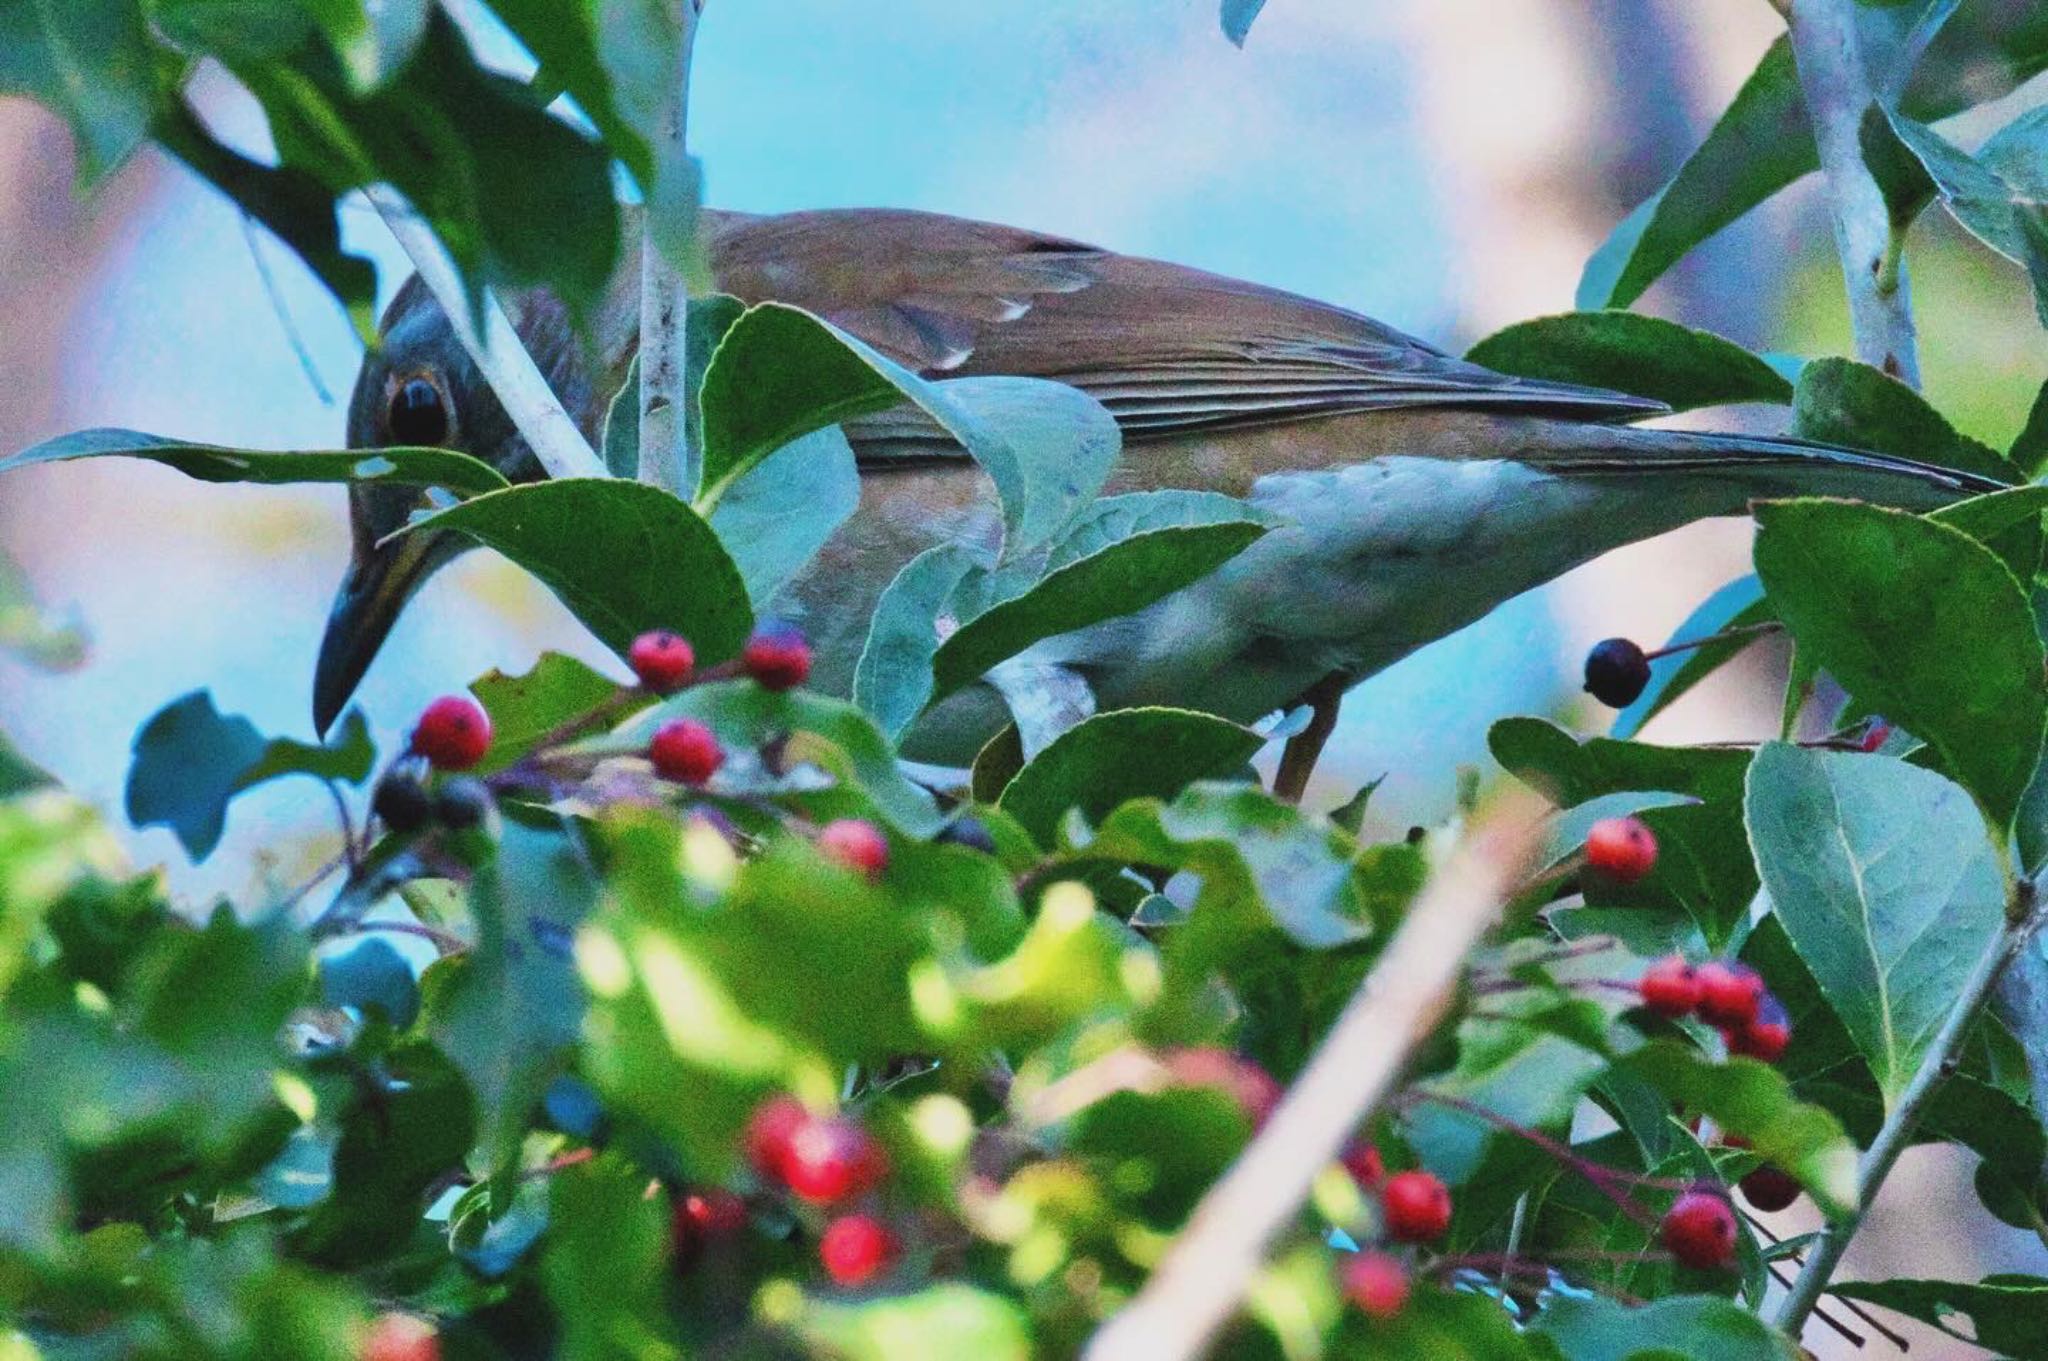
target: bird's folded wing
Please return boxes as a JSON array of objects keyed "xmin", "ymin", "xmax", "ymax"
[{"xmin": 706, "ymin": 207, "xmax": 1665, "ymax": 459}]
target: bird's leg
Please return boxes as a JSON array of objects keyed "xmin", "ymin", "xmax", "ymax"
[{"xmin": 1273, "ymin": 671, "xmax": 1347, "ymax": 806}]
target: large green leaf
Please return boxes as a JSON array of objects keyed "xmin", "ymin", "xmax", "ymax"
[
  {"xmin": 1, "ymin": 429, "xmax": 508, "ymax": 495},
  {"xmin": 1792, "ymin": 356, "xmax": 2016, "ymax": 483},
  {"xmin": 790, "ymin": 1285, "xmax": 1033, "ymax": 1361},
  {"xmin": 1833, "ymin": 1275, "xmax": 2048, "ymax": 1359},
  {"xmin": 1886, "ymin": 111, "xmax": 2048, "ymax": 326},
  {"xmin": 709, "ymin": 426, "xmax": 862, "ymax": 609},
  {"xmin": 930, "ymin": 514, "xmax": 1271, "ymax": 700},
  {"xmin": 998, "ymin": 709, "xmax": 1263, "ymax": 846},
  {"xmin": 1752, "ymin": 499, "xmax": 2045, "ymax": 830},
  {"xmin": 1489, "ymin": 717, "xmax": 1750, "ymax": 808},
  {"xmin": 853, "ymin": 543, "xmax": 988, "ymax": 741},
  {"xmin": 0, "ymin": 0, "xmax": 157, "ymax": 188},
  {"xmin": 1531, "ymin": 1293, "xmax": 1787, "ymax": 1361},
  {"xmin": 468, "ymin": 651, "xmax": 630, "ymax": 776},
  {"xmin": 697, "ymin": 304, "xmax": 1121, "ymax": 557},
  {"xmin": 400, "ymin": 478, "xmax": 753, "ymax": 664},
  {"xmin": 542, "ymin": 1157, "xmax": 680, "ymax": 1361},
  {"xmin": 1465, "ymin": 312, "xmax": 1789, "ymax": 412},
  {"xmin": 1746, "ymin": 743, "xmax": 2006, "ymax": 1107}
]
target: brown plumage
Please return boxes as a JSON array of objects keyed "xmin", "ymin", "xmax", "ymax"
[{"xmin": 317, "ymin": 206, "xmax": 1998, "ymax": 761}]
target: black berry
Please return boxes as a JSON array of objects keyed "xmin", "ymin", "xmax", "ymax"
[
  {"xmin": 937, "ymin": 816, "xmax": 997, "ymax": 854},
  {"xmin": 372, "ymin": 771, "xmax": 435, "ymax": 834},
  {"xmin": 435, "ymin": 778, "xmax": 493, "ymax": 831},
  {"xmin": 1584, "ymin": 637, "xmax": 1651, "ymax": 708}
]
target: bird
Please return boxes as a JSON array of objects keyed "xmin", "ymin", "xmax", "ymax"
[{"xmin": 315, "ymin": 206, "xmax": 2001, "ymax": 779}]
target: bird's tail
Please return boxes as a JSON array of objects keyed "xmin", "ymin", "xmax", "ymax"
[{"xmin": 1532, "ymin": 423, "xmax": 2010, "ymax": 510}]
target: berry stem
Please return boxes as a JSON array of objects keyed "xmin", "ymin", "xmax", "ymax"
[
  {"xmin": 1641, "ymin": 619, "xmax": 1782, "ymax": 662},
  {"xmin": 1400, "ymin": 1091, "xmax": 1690, "ymax": 1213}
]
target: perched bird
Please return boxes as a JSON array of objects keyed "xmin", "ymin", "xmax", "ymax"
[{"xmin": 317, "ymin": 207, "xmax": 1998, "ymax": 774}]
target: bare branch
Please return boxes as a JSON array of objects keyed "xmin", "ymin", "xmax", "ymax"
[
  {"xmin": 366, "ymin": 187, "xmax": 606, "ymax": 480},
  {"xmin": 1787, "ymin": 0, "xmax": 1922, "ymax": 385},
  {"xmin": 638, "ymin": 1, "xmax": 702, "ymax": 494},
  {"xmin": 1081, "ymin": 793, "xmax": 1545, "ymax": 1361}
]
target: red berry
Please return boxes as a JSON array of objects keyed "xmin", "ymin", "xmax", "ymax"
[
  {"xmin": 1725, "ymin": 993, "xmax": 1791, "ymax": 1063},
  {"xmin": 819, "ymin": 1214, "xmax": 898, "ymax": 1286},
  {"xmin": 1738, "ymin": 1164, "xmax": 1801, "ymax": 1213},
  {"xmin": 1694, "ymin": 961, "xmax": 1766, "ymax": 1028},
  {"xmin": 671, "ymin": 1187, "xmax": 747, "ymax": 1272},
  {"xmin": 628, "ymin": 630, "xmax": 696, "ymax": 693},
  {"xmin": 1340, "ymin": 1250, "xmax": 1411, "ymax": 1320},
  {"xmin": 1638, "ymin": 955, "xmax": 1702, "ymax": 1018},
  {"xmin": 1380, "ymin": 1170, "xmax": 1452, "ymax": 1243},
  {"xmin": 1859, "ymin": 720, "xmax": 1892, "ymax": 753},
  {"xmin": 743, "ymin": 1096, "xmax": 808, "ymax": 1183},
  {"xmin": 1341, "ymin": 1140, "xmax": 1385, "ymax": 1189},
  {"xmin": 1585, "ymin": 816, "xmax": 1658, "ymax": 883},
  {"xmin": 1165, "ymin": 1047, "xmax": 1283, "ymax": 1128},
  {"xmin": 1661, "ymin": 1187, "xmax": 1738, "ymax": 1270},
  {"xmin": 365, "ymin": 1313, "xmax": 439, "ymax": 1361},
  {"xmin": 649, "ymin": 719, "xmax": 724, "ymax": 785},
  {"xmin": 782, "ymin": 1116, "xmax": 889, "ymax": 1205},
  {"xmin": 410, "ymin": 696, "xmax": 492, "ymax": 771},
  {"xmin": 742, "ymin": 623, "xmax": 812, "ymax": 691},
  {"xmin": 818, "ymin": 819, "xmax": 889, "ymax": 878}
]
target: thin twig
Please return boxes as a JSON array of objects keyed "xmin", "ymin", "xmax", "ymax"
[
  {"xmin": 639, "ymin": 0, "xmax": 702, "ymax": 493},
  {"xmin": 1081, "ymin": 793, "xmax": 1544, "ymax": 1361},
  {"xmin": 1786, "ymin": 0, "xmax": 1922, "ymax": 385},
  {"xmin": 240, "ymin": 212, "xmax": 334, "ymax": 406},
  {"xmin": 365, "ymin": 186, "xmax": 605, "ymax": 480},
  {"xmin": 1770, "ymin": 881, "xmax": 2047, "ymax": 1335}
]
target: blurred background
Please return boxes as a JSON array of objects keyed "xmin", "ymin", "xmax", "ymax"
[{"xmin": 1, "ymin": 1, "xmax": 2043, "ymax": 1352}]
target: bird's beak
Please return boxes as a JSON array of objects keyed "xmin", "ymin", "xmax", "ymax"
[{"xmin": 312, "ymin": 527, "xmax": 448, "ymax": 737}]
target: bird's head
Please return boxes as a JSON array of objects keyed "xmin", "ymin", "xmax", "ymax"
[{"xmin": 313, "ymin": 278, "xmax": 618, "ymax": 735}]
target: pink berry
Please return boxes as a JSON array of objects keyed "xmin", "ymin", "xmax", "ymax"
[
  {"xmin": 1585, "ymin": 816, "xmax": 1658, "ymax": 883},
  {"xmin": 1341, "ymin": 1250, "xmax": 1411, "ymax": 1320},
  {"xmin": 743, "ymin": 1096, "xmax": 808, "ymax": 1183},
  {"xmin": 1341, "ymin": 1140, "xmax": 1385, "ymax": 1189},
  {"xmin": 1380, "ymin": 1170, "xmax": 1452, "ymax": 1243},
  {"xmin": 649, "ymin": 719, "xmax": 723, "ymax": 785},
  {"xmin": 781, "ymin": 1117, "xmax": 889, "ymax": 1206},
  {"xmin": 410, "ymin": 696, "xmax": 492, "ymax": 771},
  {"xmin": 818, "ymin": 819, "xmax": 889, "ymax": 878},
  {"xmin": 819, "ymin": 1214, "xmax": 898, "ymax": 1286},
  {"xmin": 1165, "ymin": 1047, "xmax": 1283, "ymax": 1127},
  {"xmin": 628, "ymin": 630, "xmax": 696, "ymax": 694},
  {"xmin": 364, "ymin": 1314, "xmax": 439, "ymax": 1361},
  {"xmin": 742, "ymin": 623, "xmax": 812, "ymax": 692},
  {"xmin": 1661, "ymin": 1187, "xmax": 1738, "ymax": 1269},
  {"xmin": 1694, "ymin": 961, "xmax": 1766, "ymax": 1028},
  {"xmin": 1638, "ymin": 956, "xmax": 1702, "ymax": 1018},
  {"xmin": 1725, "ymin": 993, "xmax": 1791, "ymax": 1063}
]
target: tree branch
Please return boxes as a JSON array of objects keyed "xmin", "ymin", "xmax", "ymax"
[
  {"xmin": 638, "ymin": 1, "xmax": 702, "ymax": 494},
  {"xmin": 366, "ymin": 186, "xmax": 605, "ymax": 480},
  {"xmin": 1081, "ymin": 794, "xmax": 1545, "ymax": 1361},
  {"xmin": 1786, "ymin": 0, "xmax": 1922, "ymax": 385},
  {"xmin": 1769, "ymin": 879, "xmax": 2047, "ymax": 1336}
]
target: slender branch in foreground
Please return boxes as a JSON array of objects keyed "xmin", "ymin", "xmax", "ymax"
[
  {"xmin": 1082, "ymin": 794, "xmax": 1545, "ymax": 1361},
  {"xmin": 365, "ymin": 186, "xmax": 606, "ymax": 480},
  {"xmin": 1786, "ymin": 0, "xmax": 1922, "ymax": 385},
  {"xmin": 639, "ymin": 0, "xmax": 703, "ymax": 494},
  {"xmin": 1769, "ymin": 879, "xmax": 2047, "ymax": 1336}
]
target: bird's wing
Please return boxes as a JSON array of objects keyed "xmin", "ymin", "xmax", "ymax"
[{"xmin": 705, "ymin": 207, "xmax": 1665, "ymax": 455}]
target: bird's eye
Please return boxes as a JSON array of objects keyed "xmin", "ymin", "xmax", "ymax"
[{"xmin": 388, "ymin": 376, "xmax": 450, "ymax": 447}]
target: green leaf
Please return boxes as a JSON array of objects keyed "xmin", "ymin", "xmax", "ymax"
[
  {"xmin": 1746, "ymin": 743, "xmax": 2006, "ymax": 1108},
  {"xmin": 468, "ymin": 651, "xmax": 632, "ymax": 777},
  {"xmin": 603, "ymin": 295, "xmax": 749, "ymax": 479},
  {"xmin": 999, "ymin": 709, "xmax": 1263, "ymax": 846},
  {"xmin": 1752, "ymin": 499, "xmax": 2045, "ymax": 830},
  {"xmin": 854, "ymin": 543, "xmax": 988, "ymax": 740},
  {"xmin": 1221, "ymin": 0, "xmax": 1270, "ymax": 47},
  {"xmin": 124, "ymin": 692, "xmax": 268, "ymax": 861},
  {"xmin": 1465, "ymin": 312, "xmax": 1790, "ymax": 412},
  {"xmin": 931, "ymin": 515, "xmax": 1271, "ymax": 700},
  {"xmin": 1532, "ymin": 1292, "xmax": 1787, "ymax": 1361},
  {"xmin": 401, "ymin": 478, "xmax": 753, "ymax": 664},
  {"xmin": 318, "ymin": 938, "xmax": 418, "ymax": 1029},
  {"xmin": 0, "ymin": 0, "xmax": 157, "ymax": 189},
  {"xmin": 601, "ymin": 353, "xmax": 641, "ymax": 480},
  {"xmin": 542, "ymin": 1156, "xmax": 680, "ymax": 1361},
  {"xmin": 1929, "ymin": 483, "xmax": 2048, "ymax": 580},
  {"xmin": 1330, "ymin": 1286, "xmax": 1531, "ymax": 1358},
  {"xmin": 238, "ymin": 709, "xmax": 376, "ymax": 790},
  {"xmin": 790, "ymin": 1285, "xmax": 1032, "ymax": 1361},
  {"xmin": 1832, "ymin": 1275, "xmax": 2048, "ymax": 1359},
  {"xmin": 697, "ymin": 303, "xmax": 1121, "ymax": 556},
  {"xmin": 709, "ymin": 426, "xmax": 862, "ymax": 609},
  {"xmin": 615, "ymin": 680, "xmax": 943, "ymax": 836},
  {"xmin": 1887, "ymin": 110, "xmax": 2048, "ymax": 327},
  {"xmin": 1618, "ymin": 1040, "xmax": 1860, "ymax": 1216},
  {"xmin": 430, "ymin": 819, "xmax": 596, "ymax": 1171},
  {"xmin": 2, "ymin": 428, "xmax": 509, "ymax": 495},
  {"xmin": 1791, "ymin": 356, "xmax": 2016, "ymax": 482},
  {"xmin": 0, "ymin": 729, "xmax": 52, "ymax": 798},
  {"xmin": 2008, "ymin": 378, "xmax": 2048, "ymax": 479},
  {"xmin": 1489, "ymin": 717, "xmax": 1750, "ymax": 807},
  {"xmin": 1610, "ymin": 576, "xmax": 1769, "ymax": 740}
]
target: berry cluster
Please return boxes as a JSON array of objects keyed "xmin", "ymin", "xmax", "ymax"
[
  {"xmin": 1638, "ymin": 957, "xmax": 1790, "ymax": 1062},
  {"xmin": 743, "ymin": 1097, "xmax": 900, "ymax": 1286},
  {"xmin": 638, "ymin": 623, "xmax": 816, "ymax": 789}
]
